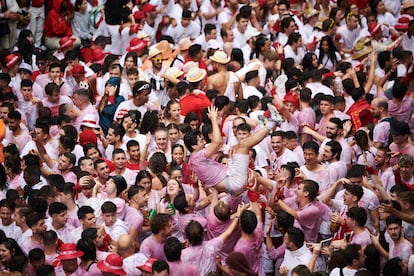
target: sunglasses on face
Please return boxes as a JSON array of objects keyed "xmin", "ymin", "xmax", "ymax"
[{"xmin": 151, "ymin": 58, "xmax": 164, "ymax": 63}]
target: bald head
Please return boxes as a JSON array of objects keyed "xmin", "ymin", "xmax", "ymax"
[
  {"xmin": 371, "ymin": 97, "xmax": 388, "ymax": 119},
  {"xmin": 117, "ymin": 234, "xmax": 135, "ymax": 257}
]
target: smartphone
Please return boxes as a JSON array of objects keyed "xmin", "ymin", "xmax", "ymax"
[
  {"xmin": 320, "ymin": 237, "xmax": 333, "ymax": 248},
  {"xmin": 345, "ymin": 232, "xmax": 352, "ymax": 243}
]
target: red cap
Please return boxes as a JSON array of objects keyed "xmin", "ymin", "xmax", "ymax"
[
  {"xmin": 283, "ymin": 90, "xmax": 299, "ymax": 109},
  {"xmin": 142, "ymin": 3, "xmax": 156, "ymax": 13},
  {"xmin": 92, "ymin": 47, "xmax": 109, "ymax": 64},
  {"xmin": 368, "ymin": 22, "xmax": 381, "ymax": 36},
  {"xmin": 134, "ymin": 10, "xmax": 145, "ymax": 20},
  {"xmin": 126, "ymin": 37, "xmax": 147, "ymax": 52},
  {"xmin": 5, "ymin": 54, "xmax": 20, "ymax": 70},
  {"xmin": 71, "ymin": 64, "xmax": 86, "ymax": 77},
  {"xmin": 59, "ymin": 36, "xmax": 76, "ymax": 50}
]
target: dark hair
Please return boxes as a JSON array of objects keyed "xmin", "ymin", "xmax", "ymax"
[
  {"xmin": 385, "ymin": 215, "xmax": 402, "ymax": 227},
  {"xmin": 184, "ymin": 130, "xmax": 202, "ymax": 153},
  {"xmin": 26, "ymin": 212, "xmax": 43, "ymax": 228},
  {"xmin": 173, "ymin": 192, "xmax": 188, "ymax": 214},
  {"xmin": 286, "ymin": 227, "xmax": 305, "ymax": 248},
  {"xmin": 28, "ymin": 248, "xmax": 45, "ymax": 262},
  {"xmin": 48, "ymin": 202, "xmax": 67, "ymax": 216},
  {"xmin": 101, "ymin": 201, "xmax": 117, "ymax": 214},
  {"xmin": 383, "ymin": 257, "xmax": 403, "ymax": 276},
  {"xmin": 303, "ymin": 141, "xmax": 319, "ymax": 153},
  {"xmin": 45, "ymin": 82, "xmax": 60, "ymax": 96},
  {"xmin": 325, "ymin": 140, "xmax": 342, "ymax": 161},
  {"xmin": 240, "ymin": 209, "xmax": 257, "ymax": 234},
  {"xmin": 344, "ymin": 184, "xmax": 364, "ymax": 201},
  {"xmin": 148, "ymin": 152, "xmax": 168, "ymax": 187},
  {"xmin": 276, "ymin": 211, "xmax": 295, "ymax": 232},
  {"xmin": 135, "ymin": 170, "xmax": 152, "ymax": 186},
  {"xmin": 150, "ymin": 213, "xmax": 171, "ymax": 234},
  {"xmin": 152, "ymin": 260, "xmax": 169, "ymax": 274},
  {"xmin": 127, "ymin": 185, "xmax": 146, "ymax": 200},
  {"xmin": 303, "ymin": 180, "xmax": 319, "ymax": 201},
  {"xmin": 77, "ymin": 205, "xmax": 95, "ymax": 220},
  {"xmin": 164, "ymin": 237, "xmax": 182, "ymax": 261},
  {"xmin": 77, "ymin": 238, "xmax": 96, "ymax": 262},
  {"xmin": 1, "ymin": 238, "xmax": 27, "ymax": 272},
  {"xmin": 318, "ymin": 36, "xmax": 339, "ymax": 66},
  {"xmin": 140, "ymin": 110, "xmax": 159, "ymax": 134},
  {"xmin": 185, "ymin": 220, "xmax": 204, "ymax": 246},
  {"xmin": 347, "ymin": 206, "xmax": 367, "ymax": 227},
  {"xmin": 343, "ymin": 243, "xmax": 362, "ymax": 266}
]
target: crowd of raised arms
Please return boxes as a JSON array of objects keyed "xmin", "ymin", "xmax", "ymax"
[{"xmin": 2, "ymin": 0, "xmax": 414, "ymax": 275}]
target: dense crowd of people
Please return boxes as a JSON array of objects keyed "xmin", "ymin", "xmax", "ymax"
[{"xmin": 1, "ymin": 0, "xmax": 414, "ymax": 275}]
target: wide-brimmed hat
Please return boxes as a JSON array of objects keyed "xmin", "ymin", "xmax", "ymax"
[
  {"xmin": 165, "ymin": 67, "xmax": 184, "ymax": 79},
  {"xmin": 126, "ymin": 37, "xmax": 147, "ymax": 52},
  {"xmin": 179, "ymin": 37, "xmax": 192, "ymax": 51},
  {"xmin": 19, "ymin": 62, "xmax": 32, "ymax": 74},
  {"xmin": 390, "ymin": 120, "xmax": 411, "ymax": 136},
  {"xmin": 368, "ymin": 22, "xmax": 381, "ymax": 36},
  {"xmin": 244, "ymin": 28, "xmax": 261, "ymax": 41},
  {"xmin": 148, "ymin": 47, "xmax": 162, "ymax": 59},
  {"xmin": 304, "ymin": 8, "xmax": 319, "ymax": 19},
  {"xmin": 351, "ymin": 42, "xmax": 372, "ymax": 60},
  {"xmin": 209, "ymin": 50, "xmax": 230, "ymax": 64},
  {"xmin": 56, "ymin": 243, "xmax": 84, "ymax": 260},
  {"xmin": 206, "ymin": 39, "xmax": 221, "ymax": 50},
  {"xmin": 59, "ymin": 36, "xmax": 76, "ymax": 50},
  {"xmin": 137, "ymin": 31, "xmax": 150, "ymax": 40},
  {"xmin": 155, "ymin": 40, "xmax": 174, "ymax": 60},
  {"xmin": 97, "ymin": 254, "xmax": 126, "ymax": 275},
  {"xmin": 186, "ymin": 67, "xmax": 206, "ymax": 83},
  {"xmin": 137, "ymin": 258, "xmax": 156, "ymax": 272},
  {"xmin": 5, "ymin": 54, "xmax": 19, "ymax": 70},
  {"xmin": 72, "ymin": 64, "xmax": 86, "ymax": 77},
  {"xmin": 403, "ymin": 0, "xmax": 414, "ymax": 9}
]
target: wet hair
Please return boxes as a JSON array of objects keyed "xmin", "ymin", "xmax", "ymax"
[{"xmin": 185, "ymin": 220, "xmax": 204, "ymax": 246}]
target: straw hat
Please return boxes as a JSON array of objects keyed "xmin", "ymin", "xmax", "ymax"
[
  {"xmin": 155, "ymin": 40, "xmax": 174, "ymax": 60},
  {"xmin": 186, "ymin": 67, "xmax": 207, "ymax": 83},
  {"xmin": 403, "ymin": 0, "xmax": 414, "ymax": 9},
  {"xmin": 182, "ymin": 61, "xmax": 198, "ymax": 73},
  {"xmin": 304, "ymin": 8, "xmax": 319, "ymax": 19},
  {"xmin": 179, "ymin": 37, "xmax": 193, "ymax": 51},
  {"xmin": 209, "ymin": 50, "xmax": 230, "ymax": 64},
  {"xmin": 148, "ymin": 47, "xmax": 162, "ymax": 59},
  {"xmin": 97, "ymin": 254, "xmax": 126, "ymax": 275},
  {"xmin": 352, "ymin": 42, "xmax": 372, "ymax": 60},
  {"xmin": 56, "ymin": 244, "xmax": 84, "ymax": 260},
  {"xmin": 165, "ymin": 67, "xmax": 184, "ymax": 79}
]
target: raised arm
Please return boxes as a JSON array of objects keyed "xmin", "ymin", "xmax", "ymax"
[{"xmin": 204, "ymin": 106, "xmax": 223, "ymax": 159}]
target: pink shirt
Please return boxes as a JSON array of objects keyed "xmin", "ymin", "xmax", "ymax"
[
  {"xmin": 326, "ymin": 160, "xmax": 347, "ymax": 185},
  {"xmin": 388, "ymin": 96, "xmax": 414, "ymax": 122},
  {"xmin": 378, "ymin": 167, "xmax": 396, "ymax": 192},
  {"xmin": 182, "ymin": 236, "xmax": 224, "ymax": 275},
  {"xmin": 124, "ymin": 206, "xmax": 144, "ymax": 236},
  {"xmin": 123, "ymin": 253, "xmax": 148, "ymax": 276},
  {"xmin": 41, "ymin": 96, "xmax": 73, "ymax": 117},
  {"xmin": 300, "ymin": 165, "xmax": 331, "ymax": 194},
  {"xmin": 206, "ymin": 211, "xmax": 241, "ymax": 258},
  {"xmin": 373, "ymin": 120, "xmax": 391, "ymax": 145},
  {"xmin": 10, "ymin": 131, "xmax": 32, "ymax": 154},
  {"xmin": 167, "ymin": 261, "xmax": 200, "ymax": 276},
  {"xmin": 140, "ymin": 235, "xmax": 167, "ymax": 260},
  {"xmin": 234, "ymin": 223, "xmax": 264, "ymax": 276},
  {"xmin": 350, "ymin": 228, "xmax": 371, "ymax": 248},
  {"xmin": 297, "ymin": 107, "xmax": 316, "ymax": 133},
  {"xmin": 20, "ymin": 236, "xmax": 45, "ymax": 255},
  {"xmin": 389, "ymin": 142, "xmax": 414, "ymax": 165},
  {"xmin": 385, "ymin": 233, "xmax": 412, "ymax": 264},
  {"xmin": 177, "ymin": 213, "xmax": 207, "ymax": 239},
  {"xmin": 189, "ymin": 149, "xmax": 228, "ymax": 188}
]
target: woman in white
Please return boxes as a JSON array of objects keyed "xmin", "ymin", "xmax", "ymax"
[
  {"xmin": 315, "ymin": 36, "xmax": 342, "ymax": 72},
  {"xmin": 283, "ymin": 32, "xmax": 305, "ymax": 67}
]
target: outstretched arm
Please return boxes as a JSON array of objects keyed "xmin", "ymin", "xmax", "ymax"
[{"xmin": 204, "ymin": 106, "xmax": 223, "ymax": 159}]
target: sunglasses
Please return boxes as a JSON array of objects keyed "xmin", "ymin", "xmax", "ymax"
[{"xmin": 151, "ymin": 58, "xmax": 164, "ymax": 62}]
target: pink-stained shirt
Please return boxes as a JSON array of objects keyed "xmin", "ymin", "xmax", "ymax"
[
  {"xmin": 320, "ymin": 138, "xmax": 353, "ymax": 165},
  {"xmin": 373, "ymin": 120, "xmax": 391, "ymax": 145},
  {"xmin": 206, "ymin": 211, "xmax": 241, "ymax": 258},
  {"xmin": 75, "ymin": 104, "xmax": 100, "ymax": 130},
  {"xmin": 10, "ymin": 131, "xmax": 32, "ymax": 154},
  {"xmin": 389, "ymin": 142, "xmax": 414, "ymax": 166},
  {"xmin": 297, "ymin": 107, "xmax": 316, "ymax": 133},
  {"xmin": 20, "ymin": 236, "xmax": 45, "ymax": 256},
  {"xmin": 41, "ymin": 96, "xmax": 73, "ymax": 117},
  {"xmin": 284, "ymin": 198, "xmax": 327, "ymax": 242},
  {"xmin": 300, "ymin": 165, "xmax": 331, "ymax": 194},
  {"xmin": 140, "ymin": 235, "xmax": 167, "ymax": 260},
  {"xmin": 104, "ymin": 219, "xmax": 129, "ymax": 242},
  {"xmin": 378, "ymin": 167, "xmax": 396, "ymax": 192},
  {"xmin": 317, "ymin": 115, "xmax": 332, "ymax": 136},
  {"xmin": 350, "ymin": 228, "xmax": 372, "ymax": 248},
  {"xmin": 388, "ymin": 96, "xmax": 414, "ymax": 123},
  {"xmin": 167, "ymin": 261, "xmax": 200, "ymax": 276},
  {"xmin": 335, "ymin": 187, "xmax": 380, "ymax": 233},
  {"xmin": 326, "ymin": 160, "xmax": 347, "ymax": 185},
  {"xmin": 124, "ymin": 206, "xmax": 144, "ymax": 237},
  {"xmin": 110, "ymin": 168, "xmax": 137, "ymax": 187},
  {"xmin": 269, "ymin": 149, "xmax": 301, "ymax": 171},
  {"xmin": 189, "ymin": 149, "xmax": 228, "ymax": 188},
  {"xmin": 67, "ymin": 206, "xmax": 81, "ymax": 229},
  {"xmin": 182, "ymin": 236, "xmax": 224, "ymax": 275},
  {"xmin": 55, "ymin": 265, "xmax": 88, "ymax": 276},
  {"xmin": 177, "ymin": 213, "xmax": 207, "ymax": 239},
  {"xmin": 46, "ymin": 221, "xmax": 76, "ymax": 243},
  {"xmin": 385, "ymin": 232, "xmax": 412, "ymax": 264},
  {"xmin": 234, "ymin": 223, "xmax": 264, "ymax": 276}
]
